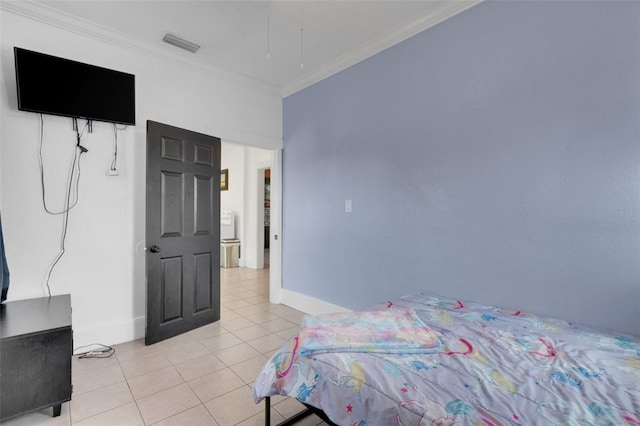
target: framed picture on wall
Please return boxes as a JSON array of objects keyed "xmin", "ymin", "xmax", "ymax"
[{"xmin": 220, "ymin": 169, "xmax": 228, "ymax": 191}]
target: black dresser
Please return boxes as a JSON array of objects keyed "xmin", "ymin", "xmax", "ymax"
[{"xmin": 0, "ymin": 295, "xmax": 72, "ymax": 421}]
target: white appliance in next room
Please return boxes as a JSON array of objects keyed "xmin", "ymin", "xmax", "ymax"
[{"xmin": 220, "ymin": 209, "xmax": 235, "ymax": 240}]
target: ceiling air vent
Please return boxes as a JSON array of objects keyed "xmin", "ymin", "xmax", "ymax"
[{"xmin": 162, "ymin": 33, "xmax": 200, "ymax": 53}]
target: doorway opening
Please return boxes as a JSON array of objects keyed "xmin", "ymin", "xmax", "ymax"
[{"xmin": 219, "ymin": 142, "xmax": 280, "ymax": 314}]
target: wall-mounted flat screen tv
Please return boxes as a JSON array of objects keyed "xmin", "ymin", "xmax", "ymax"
[{"xmin": 14, "ymin": 47, "xmax": 136, "ymax": 125}]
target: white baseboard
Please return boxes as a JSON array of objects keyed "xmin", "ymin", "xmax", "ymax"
[
  {"xmin": 72, "ymin": 291, "xmax": 345, "ymax": 348},
  {"xmin": 280, "ymin": 289, "xmax": 351, "ymax": 315},
  {"xmin": 73, "ymin": 316, "xmax": 145, "ymax": 349}
]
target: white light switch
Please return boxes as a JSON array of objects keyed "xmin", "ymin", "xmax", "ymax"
[{"xmin": 345, "ymin": 199, "xmax": 352, "ymax": 213}]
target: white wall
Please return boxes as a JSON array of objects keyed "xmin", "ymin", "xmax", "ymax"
[
  {"xmin": 0, "ymin": 7, "xmax": 282, "ymax": 346},
  {"xmin": 242, "ymin": 148, "xmax": 273, "ymax": 269},
  {"xmin": 221, "ymin": 142, "xmax": 246, "ymax": 241}
]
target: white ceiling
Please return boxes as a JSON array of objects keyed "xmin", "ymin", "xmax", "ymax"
[{"xmin": 32, "ymin": 0, "xmax": 479, "ymax": 95}]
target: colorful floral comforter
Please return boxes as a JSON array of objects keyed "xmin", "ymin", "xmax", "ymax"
[
  {"xmin": 298, "ymin": 308, "xmax": 440, "ymax": 356},
  {"xmin": 252, "ymin": 292, "xmax": 640, "ymax": 425}
]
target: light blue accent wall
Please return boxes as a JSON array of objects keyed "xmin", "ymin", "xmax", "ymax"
[{"xmin": 282, "ymin": 1, "xmax": 640, "ymax": 335}]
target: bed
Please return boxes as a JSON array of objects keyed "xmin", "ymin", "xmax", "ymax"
[{"xmin": 252, "ymin": 292, "xmax": 640, "ymax": 425}]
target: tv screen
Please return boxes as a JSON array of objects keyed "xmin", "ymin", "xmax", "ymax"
[{"xmin": 14, "ymin": 47, "xmax": 136, "ymax": 125}]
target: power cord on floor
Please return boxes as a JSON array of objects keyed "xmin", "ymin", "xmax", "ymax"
[{"xmin": 73, "ymin": 343, "xmax": 115, "ymax": 359}]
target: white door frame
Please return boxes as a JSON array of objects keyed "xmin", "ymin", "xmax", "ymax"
[{"xmin": 268, "ymin": 148, "xmax": 282, "ymax": 304}]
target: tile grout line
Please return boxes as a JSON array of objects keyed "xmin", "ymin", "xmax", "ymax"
[
  {"xmin": 68, "ymin": 268, "xmax": 309, "ymax": 426},
  {"xmin": 116, "ymin": 351, "xmax": 147, "ymax": 426}
]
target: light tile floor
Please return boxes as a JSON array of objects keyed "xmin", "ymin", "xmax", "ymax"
[{"xmin": 2, "ymin": 267, "xmax": 325, "ymax": 426}]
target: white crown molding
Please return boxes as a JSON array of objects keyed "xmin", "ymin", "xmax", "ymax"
[
  {"xmin": 2, "ymin": 0, "xmax": 480, "ymax": 100},
  {"xmin": 0, "ymin": 0, "xmax": 281, "ymax": 97},
  {"xmin": 281, "ymin": 0, "xmax": 482, "ymax": 98}
]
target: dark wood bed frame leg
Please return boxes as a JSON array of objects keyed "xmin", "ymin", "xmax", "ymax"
[
  {"xmin": 264, "ymin": 396, "xmax": 316, "ymax": 426},
  {"xmin": 52, "ymin": 404, "xmax": 62, "ymax": 417}
]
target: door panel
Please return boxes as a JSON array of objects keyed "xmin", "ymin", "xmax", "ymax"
[
  {"xmin": 161, "ymin": 172, "xmax": 184, "ymax": 237},
  {"xmin": 161, "ymin": 256, "xmax": 183, "ymax": 323},
  {"xmin": 146, "ymin": 120, "xmax": 221, "ymax": 345},
  {"xmin": 162, "ymin": 136, "xmax": 184, "ymax": 161},
  {"xmin": 194, "ymin": 175, "xmax": 213, "ymax": 235},
  {"xmin": 194, "ymin": 143, "xmax": 214, "ymax": 166},
  {"xmin": 194, "ymin": 252, "xmax": 212, "ymax": 313}
]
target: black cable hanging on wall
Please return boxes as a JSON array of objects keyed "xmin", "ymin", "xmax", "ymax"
[
  {"xmin": 38, "ymin": 117, "xmax": 116, "ymax": 359},
  {"xmin": 40, "ymin": 116, "xmax": 90, "ymax": 297},
  {"xmin": 111, "ymin": 123, "xmax": 119, "ymax": 172}
]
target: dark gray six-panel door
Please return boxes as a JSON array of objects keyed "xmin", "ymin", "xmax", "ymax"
[{"xmin": 146, "ymin": 120, "xmax": 221, "ymax": 345}]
